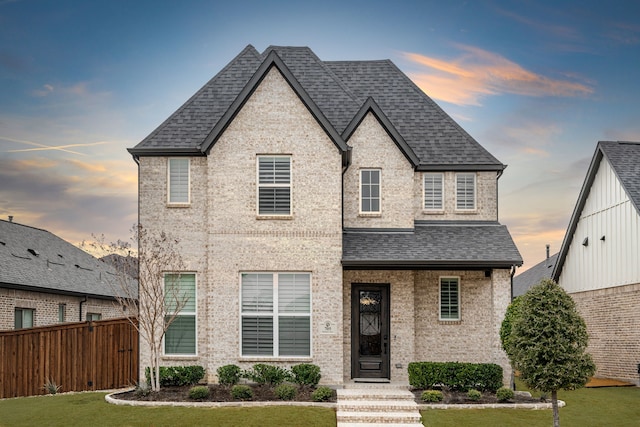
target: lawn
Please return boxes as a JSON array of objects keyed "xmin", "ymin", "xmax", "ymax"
[{"xmin": 1, "ymin": 384, "xmax": 638, "ymax": 427}]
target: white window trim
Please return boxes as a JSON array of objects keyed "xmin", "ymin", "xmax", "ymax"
[
  {"xmin": 423, "ymin": 172, "xmax": 444, "ymax": 212},
  {"xmin": 256, "ymin": 155, "xmax": 293, "ymax": 217},
  {"xmin": 167, "ymin": 158, "xmax": 191, "ymax": 206},
  {"xmin": 359, "ymin": 168, "xmax": 382, "ymax": 215},
  {"xmin": 439, "ymin": 276, "xmax": 461, "ymax": 321},
  {"xmin": 239, "ymin": 272, "xmax": 313, "ymax": 359},
  {"xmin": 162, "ymin": 272, "xmax": 198, "ymax": 357},
  {"xmin": 455, "ymin": 172, "xmax": 476, "ymax": 212}
]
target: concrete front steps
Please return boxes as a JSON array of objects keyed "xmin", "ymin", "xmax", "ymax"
[{"xmin": 336, "ymin": 384, "xmax": 423, "ymax": 426}]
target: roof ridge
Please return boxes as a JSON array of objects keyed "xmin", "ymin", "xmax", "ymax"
[{"xmin": 0, "ymin": 219, "xmax": 50, "ymax": 233}]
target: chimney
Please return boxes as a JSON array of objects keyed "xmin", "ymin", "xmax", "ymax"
[
  {"xmin": 546, "ymin": 244, "xmax": 550, "ymax": 260},
  {"xmin": 8, "ymin": 215, "xmax": 13, "ymax": 223}
]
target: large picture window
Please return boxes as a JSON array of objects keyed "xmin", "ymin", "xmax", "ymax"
[
  {"xmin": 424, "ymin": 173, "xmax": 444, "ymax": 210},
  {"xmin": 258, "ymin": 156, "xmax": 291, "ymax": 215},
  {"xmin": 440, "ymin": 277, "xmax": 460, "ymax": 321},
  {"xmin": 164, "ymin": 273, "xmax": 197, "ymax": 355},
  {"xmin": 241, "ymin": 273, "xmax": 311, "ymax": 357},
  {"xmin": 456, "ymin": 173, "xmax": 476, "ymax": 210},
  {"xmin": 360, "ymin": 169, "xmax": 381, "ymax": 214},
  {"xmin": 168, "ymin": 158, "xmax": 190, "ymax": 204}
]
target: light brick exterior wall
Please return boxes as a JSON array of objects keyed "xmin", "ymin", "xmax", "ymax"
[
  {"xmin": 0, "ymin": 288, "xmax": 124, "ymax": 330},
  {"xmin": 343, "ymin": 268, "xmax": 512, "ymax": 385},
  {"xmin": 414, "ymin": 171, "xmax": 498, "ymax": 221},
  {"xmin": 570, "ymin": 283, "xmax": 640, "ymax": 385}
]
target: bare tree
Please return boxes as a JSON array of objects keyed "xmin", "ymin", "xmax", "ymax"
[{"xmin": 85, "ymin": 224, "xmax": 191, "ymax": 392}]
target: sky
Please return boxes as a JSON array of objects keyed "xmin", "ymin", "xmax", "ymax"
[{"xmin": 1, "ymin": 0, "xmax": 639, "ymax": 273}]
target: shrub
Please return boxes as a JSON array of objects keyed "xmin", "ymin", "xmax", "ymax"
[
  {"xmin": 290, "ymin": 363, "xmax": 321, "ymax": 387},
  {"xmin": 231, "ymin": 384, "xmax": 253, "ymax": 400},
  {"xmin": 244, "ymin": 364, "xmax": 290, "ymax": 386},
  {"xmin": 421, "ymin": 390, "xmax": 443, "ymax": 403},
  {"xmin": 217, "ymin": 364, "xmax": 242, "ymax": 386},
  {"xmin": 133, "ymin": 381, "xmax": 151, "ymax": 397},
  {"xmin": 311, "ymin": 386, "xmax": 334, "ymax": 402},
  {"xmin": 43, "ymin": 378, "xmax": 61, "ymax": 395},
  {"xmin": 408, "ymin": 362, "xmax": 503, "ymax": 392},
  {"xmin": 467, "ymin": 389, "xmax": 482, "ymax": 401},
  {"xmin": 145, "ymin": 366, "xmax": 206, "ymax": 387},
  {"xmin": 496, "ymin": 386, "xmax": 515, "ymax": 402},
  {"xmin": 274, "ymin": 384, "xmax": 297, "ymax": 400},
  {"xmin": 188, "ymin": 385, "xmax": 210, "ymax": 400}
]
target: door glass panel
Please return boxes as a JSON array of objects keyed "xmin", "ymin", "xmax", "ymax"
[{"xmin": 359, "ymin": 291, "xmax": 381, "ymax": 356}]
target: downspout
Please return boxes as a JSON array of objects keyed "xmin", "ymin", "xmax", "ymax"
[
  {"xmin": 509, "ymin": 265, "xmax": 517, "ymax": 302},
  {"xmin": 79, "ymin": 295, "xmax": 88, "ymax": 321}
]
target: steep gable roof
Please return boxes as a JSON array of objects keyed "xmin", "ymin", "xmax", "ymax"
[
  {"xmin": 0, "ymin": 220, "xmax": 136, "ymax": 299},
  {"xmin": 129, "ymin": 45, "xmax": 504, "ymax": 171},
  {"xmin": 513, "ymin": 252, "xmax": 558, "ymax": 297},
  {"xmin": 553, "ymin": 141, "xmax": 640, "ymax": 281}
]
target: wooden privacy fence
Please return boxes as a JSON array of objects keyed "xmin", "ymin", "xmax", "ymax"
[{"xmin": 0, "ymin": 318, "xmax": 138, "ymax": 398}]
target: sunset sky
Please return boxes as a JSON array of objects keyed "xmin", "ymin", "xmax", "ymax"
[{"xmin": 1, "ymin": 0, "xmax": 639, "ymax": 272}]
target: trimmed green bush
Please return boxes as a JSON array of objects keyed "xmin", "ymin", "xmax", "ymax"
[
  {"xmin": 275, "ymin": 384, "xmax": 297, "ymax": 400},
  {"xmin": 421, "ymin": 390, "xmax": 443, "ymax": 402},
  {"xmin": 244, "ymin": 364, "xmax": 290, "ymax": 386},
  {"xmin": 188, "ymin": 385, "xmax": 210, "ymax": 400},
  {"xmin": 290, "ymin": 363, "xmax": 321, "ymax": 387},
  {"xmin": 217, "ymin": 364, "xmax": 242, "ymax": 386},
  {"xmin": 467, "ymin": 389, "xmax": 482, "ymax": 401},
  {"xmin": 145, "ymin": 366, "xmax": 206, "ymax": 387},
  {"xmin": 408, "ymin": 361, "xmax": 503, "ymax": 392},
  {"xmin": 231, "ymin": 384, "xmax": 253, "ymax": 400},
  {"xmin": 311, "ymin": 386, "xmax": 334, "ymax": 402},
  {"xmin": 496, "ymin": 386, "xmax": 515, "ymax": 402}
]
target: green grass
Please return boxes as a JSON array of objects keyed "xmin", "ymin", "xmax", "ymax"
[
  {"xmin": 421, "ymin": 380, "xmax": 640, "ymax": 427},
  {"xmin": 0, "ymin": 393, "xmax": 336, "ymax": 427}
]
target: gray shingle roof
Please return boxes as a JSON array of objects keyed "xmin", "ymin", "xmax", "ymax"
[
  {"xmin": 553, "ymin": 141, "xmax": 640, "ymax": 281},
  {"xmin": 343, "ymin": 222, "xmax": 522, "ymax": 268},
  {"xmin": 129, "ymin": 45, "xmax": 504, "ymax": 170},
  {"xmin": 0, "ymin": 220, "xmax": 136, "ymax": 299},
  {"xmin": 513, "ymin": 253, "xmax": 558, "ymax": 297}
]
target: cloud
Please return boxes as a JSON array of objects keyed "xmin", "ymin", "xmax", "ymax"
[
  {"xmin": 604, "ymin": 21, "xmax": 640, "ymax": 46},
  {"xmin": 404, "ymin": 44, "xmax": 594, "ymax": 106}
]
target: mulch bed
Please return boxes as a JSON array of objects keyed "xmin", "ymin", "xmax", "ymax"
[
  {"xmin": 114, "ymin": 384, "xmax": 332, "ymax": 403},
  {"xmin": 412, "ymin": 389, "xmax": 544, "ymax": 405}
]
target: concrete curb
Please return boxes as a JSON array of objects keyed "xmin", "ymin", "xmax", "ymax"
[{"xmin": 418, "ymin": 400, "xmax": 565, "ymax": 410}]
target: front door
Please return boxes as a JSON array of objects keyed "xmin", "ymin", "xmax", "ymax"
[{"xmin": 351, "ymin": 284, "xmax": 390, "ymax": 379}]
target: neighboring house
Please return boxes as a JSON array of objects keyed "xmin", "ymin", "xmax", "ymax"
[
  {"xmin": 512, "ymin": 246, "xmax": 558, "ymax": 298},
  {"xmin": 553, "ymin": 140, "xmax": 640, "ymax": 385},
  {"xmin": 128, "ymin": 45, "xmax": 522, "ymax": 385},
  {"xmin": 0, "ymin": 218, "xmax": 136, "ymax": 330}
]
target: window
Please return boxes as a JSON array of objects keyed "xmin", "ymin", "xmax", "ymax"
[
  {"xmin": 164, "ymin": 273, "xmax": 196, "ymax": 355},
  {"xmin": 360, "ymin": 169, "xmax": 381, "ymax": 214},
  {"xmin": 86, "ymin": 313, "xmax": 102, "ymax": 321},
  {"xmin": 424, "ymin": 173, "xmax": 444, "ymax": 210},
  {"xmin": 456, "ymin": 173, "xmax": 476, "ymax": 210},
  {"xmin": 168, "ymin": 158, "xmax": 190, "ymax": 204},
  {"xmin": 58, "ymin": 304, "xmax": 66, "ymax": 323},
  {"xmin": 241, "ymin": 273, "xmax": 311, "ymax": 357},
  {"xmin": 440, "ymin": 277, "xmax": 460, "ymax": 321},
  {"xmin": 14, "ymin": 308, "xmax": 34, "ymax": 329},
  {"xmin": 258, "ymin": 156, "xmax": 291, "ymax": 215}
]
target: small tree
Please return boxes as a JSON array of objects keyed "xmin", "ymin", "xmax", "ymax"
[
  {"xmin": 506, "ymin": 279, "xmax": 595, "ymax": 427},
  {"xmin": 85, "ymin": 224, "xmax": 190, "ymax": 392}
]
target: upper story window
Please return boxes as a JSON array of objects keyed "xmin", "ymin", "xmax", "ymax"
[
  {"xmin": 258, "ymin": 156, "xmax": 291, "ymax": 216},
  {"xmin": 164, "ymin": 273, "xmax": 197, "ymax": 355},
  {"xmin": 424, "ymin": 173, "xmax": 444, "ymax": 210},
  {"xmin": 440, "ymin": 277, "xmax": 460, "ymax": 321},
  {"xmin": 456, "ymin": 173, "xmax": 476, "ymax": 211},
  {"xmin": 360, "ymin": 169, "xmax": 381, "ymax": 214},
  {"xmin": 15, "ymin": 308, "xmax": 34, "ymax": 329},
  {"xmin": 168, "ymin": 158, "xmax": 190, "ymax": 204}
]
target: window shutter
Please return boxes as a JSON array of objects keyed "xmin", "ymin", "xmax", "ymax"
[
  {"xmin": 456, "ymin": 173, "xmax": 475, "ymax": 210},
  {"xmin": 168, "ymin": 158, "xmax": 189, "ymax": 203},
  {"xmin": 278, "ymin": 273, "xmax": 310, "ymax": 313},
  {"xmin": 258, "ymin": 157, "xmax": 291, "ymax": 215},
  {"xmin": 278, "ymin": 317, "xmax": 310, "ymax": 356},
  {"xmin": 242, "ymin": 274, "xmax": 274, "ymax": 312},
  {"xmin": 440, "ymin": 278, "xmax": 460, "ymax": 320},
  {"xmin": 424, "ymin": 173, "xmax": 443, "ymax": 210},
  {"xmin": 242, "ymin": 317, "xmax": 274, "ymax": 355}
]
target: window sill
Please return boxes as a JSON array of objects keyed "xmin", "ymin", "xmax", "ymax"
[
  {"xmin": 239, "ymin": 357, "xmax": 313, "ymax": 363},
  {"xmin": 438, "ymin": 320, "xmax": 462, "ymax": 325},
  {"xmin": 162, "ymin": 355, "xmax": 199, "ymax": 360},
  {"xmin": 256, "ymin": 215, "xmax": 293, "ymax": 220},
  {"xmin": 358, "ymin": 213, "xmax": 381, "ymax": 218},
  {"xmin": 167, "ymin": 203, "xmax": 191, "ymax": 208},
  {"xmin": 422, "ymin": 210, "xmax": 444, "ymax": 215}
]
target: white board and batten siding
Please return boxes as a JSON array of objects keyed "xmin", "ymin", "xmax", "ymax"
[{"xmin": 559, "ymin": 158, "xmax": 640, "ymax": 293}]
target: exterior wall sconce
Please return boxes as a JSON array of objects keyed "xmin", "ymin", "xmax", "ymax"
[{"xmin": 582, "ymin": 237, "xmax": 589, "ymax": 247}]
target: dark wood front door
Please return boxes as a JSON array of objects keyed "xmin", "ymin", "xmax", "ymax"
[{"xmin": 351, "ymin": 284, "xmax": 390, "ymax": 379}]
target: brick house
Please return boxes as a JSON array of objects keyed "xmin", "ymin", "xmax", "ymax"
[
  {"xmin": 553, "ymin": 141, "xmax": 640, "ymax": 385},
  {"xmin": 128, "ymin": 45, "xmax": 522, "ymax": 385},
  {"xmin": 0, "ymin": 218, "xmax": 134, "ymax": 330}
]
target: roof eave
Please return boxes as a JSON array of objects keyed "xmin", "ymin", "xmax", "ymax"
[
  {"xmin": 0, "ymin": 282, "xmax": 122, "ymax": 301},
  {"xmin": 342, "ymin": 259, "xmax": 523, "ymax": 269},
  {"xmin": 127, "ymin": 147, "xmax": 206, "ymax": 158},
  {"xmin": 416, "ymin": 164, "xmax": 506, "ymax": 172}
]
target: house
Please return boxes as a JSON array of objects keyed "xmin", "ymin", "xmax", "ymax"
[
  {"xmin": 128, "ymin": 45, "xmax": 522, "ymax": 385},
  {"xmin": 0, "ymin": 218, "xmax": 134, "ymax": 330},
  {"xmin": 553, "ymin": 140, "xmax": 640, "ymax": 386},
  {"xmin": 512, "ymin": 245, "xmax": 558, "ymax": 298}
]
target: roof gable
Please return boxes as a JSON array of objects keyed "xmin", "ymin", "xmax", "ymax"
[{"xmin": 553, "ymin": 141, "xmax": 640, "ymax": 281}]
